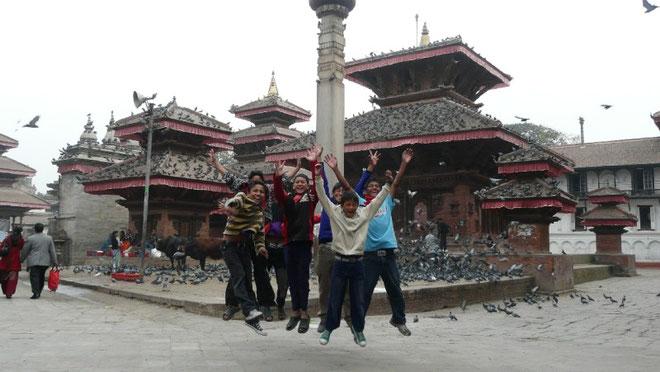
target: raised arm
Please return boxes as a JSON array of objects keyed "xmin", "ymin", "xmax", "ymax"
[
  {"xmin": 208, "ymin": 149, "xmax": 229, "ymax": 175},
  {"xmin": 321, "ymin": 163, "xmax": 332, "ymax": 199},
  {"xmin": 305, "ymin": 145, "xmax": 322, "ymax": 207},
  {"xmin": 390, "ymin": 148, "xmax": 413, "ymax": 197},
  {"xmin": 273, "ymin": 161, "xmax": 288, "ymax": 206},
  {"xmin": 355, "ymin": 150, "xmax": 379, "ymax": 196},
  {"xmin": 284, "ymin": 157, "xmax": 302, "ymax": 179},
  {"xmin": 314, "ymin": 163, "xmax": 336, "ymax": 219},
  {"xmin": 324, "ymin": 153, "xmax": 354, "ymax": 194}
]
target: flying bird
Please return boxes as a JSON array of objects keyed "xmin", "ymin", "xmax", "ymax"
[
  {"xmin": 407, "ymin": 190, "xmax": 418, "ymax": 199},
  {"xmin": 25, "ymin": 115, "xmax": 40, "ymax": 128},
  {"xmin": 601, "ymin": 104, "xmax": 613, "ymax": 110},
  {"xmin": 643, "ymin": 0, "xmax": 658, "ymax": 13},
  {"xmin": 514, "ymin": 116, "xmax": 530, "ymax": 122}
]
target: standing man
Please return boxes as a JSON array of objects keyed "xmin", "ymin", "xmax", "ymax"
[
  {"xmin": 20, "ymin": 223, "xmax": 58, "ymax": 299},
  {"xmin": 436, "ymin": 217, "xmax": 450, "ymax": 252},
  {"xmin": 356, "ymin": 149, "xmax": 414, "ymax": 337}
]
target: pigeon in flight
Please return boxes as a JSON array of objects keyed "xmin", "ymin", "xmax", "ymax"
[
  {"xmin": 514, "ymin": 116, "xmax": 530, "ymax": 122},
  {"xmin": 407, "ymin": 190, "xmax": 418, "ymax": 199},
  {"xmin": 643, "ymin": 0, "xmax": 658, "ymax": 13},
  {"xmin": 601, "ymin": 104, "xmax": 613, "ymax": 110},
  {"xmin": 23, "ymin": 115, "xmax": 40, "ymax": 128}
]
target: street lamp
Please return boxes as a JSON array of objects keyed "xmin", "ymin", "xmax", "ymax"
[{"xmin": 133, "ymin": 90, "xmax": 157, "ymax": 276}]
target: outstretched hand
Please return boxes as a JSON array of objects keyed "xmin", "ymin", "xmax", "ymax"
[
  {"xmin": 368, "ymin": 150, "xmax": 381, "ymax": 168},
  {"xmin": 314, "ymin": 162, "xmax": 322, "ymax": 175},
  {"xmin": 401, "ymin": 148, "xmax": 414, "ymax": 164},
  {"xmin": 305, "ymin": 145, "xmax": 323, "ymax": 162},
  {"xmin": 275, "ymin": 161, "xmax": 286, "ymax": 177},
  {"xmin": 324, "ymin": 153, "xmax": 338, "ymax": 170}
]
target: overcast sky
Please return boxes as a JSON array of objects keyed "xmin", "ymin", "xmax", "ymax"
[{"xmin": 1, "ymin": 0, "xmax": 659, "ymax": 193}]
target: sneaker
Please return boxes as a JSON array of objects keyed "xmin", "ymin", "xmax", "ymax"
[
  {"xmin": 352, "ymin": 327, "xmax": 367, "ymax": 347},
  {"xmin": 245, "ymin": 319, "xmax": 268, "ymax": 336},
  {"xmin": 319, "ymin": 330, "xmax": 332, "ymax": 345},
  {"xmin": 246, "ymin": 308, "xmax": 263, "ymax": 321},
  {"xmin": 390, "ymin": 319, "xmax": 411, "ymax": 336},
  {"xmin": 222, "ymin": 306, "xmax": 240, "ymax": 321}
]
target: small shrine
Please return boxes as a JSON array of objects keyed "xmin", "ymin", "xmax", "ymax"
[
  {"xmin": 82, "ymin": 98, "xmax": 235, "ymax": 238},
  {"xmin": 478, "ymin": 144, "xmax": 577, "ymax": 253},
  {"xmin": 580, "ymin": 187, "xmax": 637, "ymax": 254}
]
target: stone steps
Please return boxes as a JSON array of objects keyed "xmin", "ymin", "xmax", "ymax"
[{"xmin": 573, "ymin": 264, "xmax": 614, "ymax": 285}]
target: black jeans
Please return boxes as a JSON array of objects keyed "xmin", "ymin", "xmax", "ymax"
[
  {"xmin": 363, "ymin": 250, "xmax": 407, "ymax": 325},
  {"xmin": 325, "ymin": 258, "xmax": 365, "ymax": 333},
  {"xmin": 223, "ymin": 241, "xmax": 258, "ymax": 317},
  {"xmin": 285, "ymin": 241, "xmax": 313, "ymax": 311},
  {"xmin": 29, "ymin": 265, "xmax": 49, "ymax": 295},
  {"xmin": 225, "ymin": 244, "xmax": 277, "ymax": 308},
  {"xmin": 267, "ymin": 242, "xmax": 288, "ymax": 309},
  {"xmin": 439, "ymin": 234, "xmax": 448, "ymax": 251}
]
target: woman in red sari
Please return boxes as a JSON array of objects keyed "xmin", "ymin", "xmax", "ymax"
[{"xmin": 0, "ymin": 226, "xmax": 24, "ymax": 299}]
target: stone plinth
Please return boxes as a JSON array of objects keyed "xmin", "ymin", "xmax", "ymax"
[
  {"xmin": 508, "ymin": 222, "xmax": 551, "ymax": 254},
  {"xmin": 484, "ymin": 254, "xmax": 574, "ymax": 292}
]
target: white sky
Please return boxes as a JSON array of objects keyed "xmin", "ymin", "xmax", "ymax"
[{"xmin": 1, "ymin": 0, "xmax": 659, "ymax": 193}]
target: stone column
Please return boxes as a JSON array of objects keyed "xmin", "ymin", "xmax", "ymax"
[{"xmin": 310, "ymin": 0, "xmax": 355, "ymax": 184}]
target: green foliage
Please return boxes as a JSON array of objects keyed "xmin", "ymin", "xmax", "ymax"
[{"xmin": 504, "ymin": 123, "xmax": 579, "ymax": 146}]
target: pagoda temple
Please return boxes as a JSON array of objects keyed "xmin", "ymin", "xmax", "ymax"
[
  {"xmin": 478, "ymin": 144, "xmax": 577, "ymax": 253},
  {"xmin": 0, "ymin": 133, "xmax": 50, "ymax": 229},
  {"xmin": 266, "ymin": 26, "xmax": 527, "ymax": 237},
  {"xmin": 49, "ymin": 113, "xmax": 141, "ymax": 264},
  {"xmin": 229, "ymin": 72, "xmax": 310, "ymax": 179},
  {"xmin": 580, "ymin": 187, "xmax": 637, "ymax": 254},
  {"xmin": 653, "ymin": 111, "xmax": 660, "ymax": 131},
  {"xmin": 82, "ymin": 98, "xmax": 234, "ymax": 239}
]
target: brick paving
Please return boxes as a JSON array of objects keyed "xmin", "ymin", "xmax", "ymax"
[{"xmin": 1, "ymin": 270, "xmax": 659, "ymax": 371}]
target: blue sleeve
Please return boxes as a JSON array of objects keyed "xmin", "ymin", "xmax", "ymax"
[
  {"xmin": 321, "ymin": 164, "xmax": 332, "ymax": 202},
  {"xmin": 355, "ymin": 170, "xmax": 372, "ymax": 197}
]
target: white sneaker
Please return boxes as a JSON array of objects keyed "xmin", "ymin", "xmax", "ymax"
[{"xmin": 246, "ymin": 309, "xmax": 263, "ymax": 321}]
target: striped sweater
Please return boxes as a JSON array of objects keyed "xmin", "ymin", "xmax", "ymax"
[{"xmin": 222, "ymin": 192, "xmax": 265, "ymax": 253}]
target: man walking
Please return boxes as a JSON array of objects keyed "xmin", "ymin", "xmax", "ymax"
[
  {"xmin": 436, "ymin": 217, "xmax": 450, "ymax": 252},
  {"xmin": 20, "ymin": 223, "xmax": 58, "ymax": 299}
]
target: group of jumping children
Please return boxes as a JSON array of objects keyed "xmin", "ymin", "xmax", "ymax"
[{"xmin": 209, "ymin": 145, "xmax": 414, "ymax": 347}]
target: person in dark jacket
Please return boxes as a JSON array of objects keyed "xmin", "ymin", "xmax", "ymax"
[
  {"xmin": 273, "ymin": 146, "xmax": 320, "ymax": 333},
  {"xmin": 20, "ymin": 223, "xmax": 58, "ymax": 299},
  {"xmin": 0, "ymin": 226, "xmax": 24, "ymax": 299},
  {"xmin": 436, "ymin": 217, "xmax": 450, "ymax": 252}
]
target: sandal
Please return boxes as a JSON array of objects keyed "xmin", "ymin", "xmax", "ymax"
[
  {"xmin": 222, "ymin": 306, "xmax": 239, "ymax": 321},
  {"xmin": 286, "ymin": 316, "xmax": 301, "ymax": 331},
  {"xmin": 262, "ymin": 306, "xmax": 274, "ymax": 322},
  {"xmin": 277, "ymin": 306, "xmax": 286, "ymax": 321},
  {"xmin": 298, "ymin": 317, "xmax": 311, "ymax": 334}
]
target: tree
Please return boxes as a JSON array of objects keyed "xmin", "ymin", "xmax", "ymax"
[{"xmin": 504, "ymin": 123, "xmax": 579, "ymax": 146}]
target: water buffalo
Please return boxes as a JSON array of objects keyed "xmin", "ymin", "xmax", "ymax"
[
  {"xmin": 156, "ymin": 236, "xmax": 189, "ymax": 270},
  {"xmin": 180, "ymin": 237, "xmax": 223, "ymax": 271}
]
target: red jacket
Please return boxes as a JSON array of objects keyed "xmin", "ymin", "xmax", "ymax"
[
  {"xmin": 0, "ymin": 235, "xmax": 24, "ymax": 271},
  {"xmin": 273, "ymin": 161, "xmax": 318, "ymax": 244}
]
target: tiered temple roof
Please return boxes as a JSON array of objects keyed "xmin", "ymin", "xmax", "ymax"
[
  {"xmin": 496, "ymin": 144, "xmax": 575, "ymax": 177},
  {"xmin": 652, "ymin": 111, "xmax": 660, "ymax": 131},
  {"xmin": 0, "ymin": 133, "xmax": 19, "ymax": 152},
  {"xmin": 580, "ymin": 187, "xmax": 637, "ymax": 227}
]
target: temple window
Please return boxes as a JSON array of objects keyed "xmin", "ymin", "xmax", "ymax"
[
  {"xmin": 638, "ymin": 206, "xmax": 652, "ymax": 230},
  {"xmin": 632, "ymin": 168, "xmax": 654, "ymax": 195},
  {"xmin": 568, "ymin": 173, "xmax": 587, "ymax": 197}
]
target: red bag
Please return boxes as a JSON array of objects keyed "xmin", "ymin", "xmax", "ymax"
[{"xmin": 48, "ymin": 268, "xmax": 60, "ymax": 291}]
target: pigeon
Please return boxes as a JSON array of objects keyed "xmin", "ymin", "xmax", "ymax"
[
  {"xmin": 514, "ymin": 116, "xmax": 530, "ymax": 122},
  {"xmin": 20, "ymin": 115, "xmax": 40, "ymax": 129},
  {"xmin": 408, "ymin": 190, "xmax": 418, "ymax": 199},
  {"xmin": 135, "ymin": 278, "xmax": 144, "ymax": 284},
  {"xmin": 438, "ymin": 161, "xmax": 446, "ymax": 166},
  {"xmin": 562, "ymin": 249, "xmax": 567, "ymax": 255},
  {"xmin": 643, "ymin": 0, "xmax": 658, "ymax": 13},
  {"xmin": 536, "ymin": 264, "xmax": 544, "ymax": 271},
  {"xmin": 413, "ymin": 315, "xmax": 419, "ymax": 323},
  {"xmin": 460, "ymin": 299, "xmax": 467, "ymax": 312},
  {"xmin": 511, "ymin": 312, "xmax": 521, "ymax": 318},
  {"xmin": 601, "ymin": 104, "xmax": 612, "ymax": 110},
  {"xmin": 587, "ymin": 295, "xmax": 595, "ymax": 302},
  {"xmin": 531, "ymin": 286, "xmax": 539, "ymax": 295},
  {"xmin": 449, "ymin": 312, "xmax": 458, "ymax": 321}
]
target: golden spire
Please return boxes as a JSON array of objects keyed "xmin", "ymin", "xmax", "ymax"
[
  {"xmin": 420, "ymin": 22, "xmax": 430, "ymax": 47},
  {"xmin": 267, "ymin": 71, "xmax": 279, "ymax": 97}
]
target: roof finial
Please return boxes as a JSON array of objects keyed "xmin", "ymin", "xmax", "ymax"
[
  {"xmin": 420, "ymin": 22, "xmax": 430, "ymax": 47},
  {"xmin": 85, "ymin": 113, "xmax": 93, "ymax": 129},
  {"xmin": 267, "ymin": 71, "xmax": 279, "ymax": 97},
  {"xmin": 109, "ymin": 110, "xmax": 115, "ymax": 125}
]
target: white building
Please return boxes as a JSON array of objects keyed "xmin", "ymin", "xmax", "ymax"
[{"xmin": 549, "ymin": 136, "xmax": 660, "ymax": 262}]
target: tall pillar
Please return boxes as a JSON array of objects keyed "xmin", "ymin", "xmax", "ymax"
[{"xmin": 310, "ymin": 0, "xmax": 356, "ymax": 184}]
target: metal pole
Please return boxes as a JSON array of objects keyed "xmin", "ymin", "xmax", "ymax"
[
  {"xmin": 415, "ymin": 14, "xmax": 419, "ymax": 46},
  {"xmin": 139, "ymin": 103, "xmax": 154, "ymax": 276}
]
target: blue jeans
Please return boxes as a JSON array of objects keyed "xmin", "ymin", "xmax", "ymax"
[
  {"xmin": 325, "ymin": 258, "xmax": 366, "ymax": 333},
  {"xmin": 363, "ymin": 251, "xmax": 406, "ymax": 325},
  {"xmin": 285, "ymin": 241, "xmax": 312, "ymax": 311}
]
